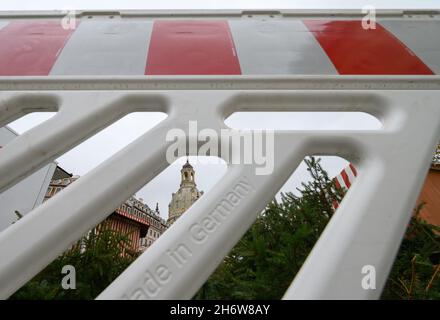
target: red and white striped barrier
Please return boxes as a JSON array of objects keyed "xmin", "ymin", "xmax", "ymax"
[
  {"xmin": 0, "ymin": 18, "xmax": 438, "ymax": 76},
  {"xmin": 333, "ymin": 164, "xmax": 358, "ymax": 209}
]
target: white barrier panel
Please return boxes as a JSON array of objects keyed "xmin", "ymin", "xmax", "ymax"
[{"xmin": 0, "ymin": 76, "xmax": 439, "ymax": 300}]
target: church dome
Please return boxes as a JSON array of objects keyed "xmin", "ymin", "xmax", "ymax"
[
  {"xmin": 167, "ymin": 160, "xmax": 203, "ymax": 225},
  {"xmin": 183, "ymin": 159, "xmax": 193, "ymax": 169}
]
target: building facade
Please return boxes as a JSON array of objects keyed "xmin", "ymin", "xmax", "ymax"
[
  {"xmin": 168, "ymin": 160, "xmax": 204, "ymax": 225},
  {"xmin": 45, "ymin": 168, "xmax": 167, "ymax": 253}
]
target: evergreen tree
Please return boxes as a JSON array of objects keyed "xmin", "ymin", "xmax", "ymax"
[
  {"xmin": 382, "ymin": 205, "xmax": 440, "ymax": 299},
  {"xmin": 11, "ymin": 222, "xmax": 138, "ymax": 300},
  {"xmin": 195, "ymin": 157, "xmax": 440, "ymax": 300}
]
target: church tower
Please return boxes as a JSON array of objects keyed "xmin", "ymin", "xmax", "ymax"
[{"xmin": 168, "ymin": 159, "xmax": 204, "ymax": 225}]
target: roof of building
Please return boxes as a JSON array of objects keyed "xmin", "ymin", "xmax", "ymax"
[
  {"xmin": 183, "ymin": 158, "xmax": 193, "ymax": 169},
  {"xmin": 48, "ymin": 167, "xmax": 168, "ymax": 227}
]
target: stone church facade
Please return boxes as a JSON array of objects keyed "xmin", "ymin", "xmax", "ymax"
[{"xmin": 168, "ymin": 160, "xmax": 203, "ymax": 225}]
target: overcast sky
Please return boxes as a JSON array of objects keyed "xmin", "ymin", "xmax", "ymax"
[{"xmin": 2, "ymin": 0, "xmax": 436, "ymax": 218}]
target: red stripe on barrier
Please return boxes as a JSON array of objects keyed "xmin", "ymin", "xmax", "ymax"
[
  {"xmin": 304, "ymin": 20, "xmax": 434, "ymax": 75},
  {"xmin": 145, "ymin": 20, "xmax": 241, "ymax": 75},
  {"xmin": 349, "ymin": 163, "xmax": 358, "ymax": 177},
  {"xmin": 334, "ymin": 177, "xmax": 342, "ymax": 189},
  {"xmin": 340, "ymin": 169, "xmax": 351, "ymax": 188},
  {"xmin": 0, "ymin": 21, "xmax": 77, "ymax": 76}
]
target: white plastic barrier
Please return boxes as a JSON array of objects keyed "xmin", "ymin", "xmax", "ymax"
[{"xmin": 0, "ymin": 76, "xmax": 439, "ymax": 300}]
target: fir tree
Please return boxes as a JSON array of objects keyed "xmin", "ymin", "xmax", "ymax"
[{"xmin": 195, "ymin": 157, "xmax": 439, "ymax": 300}]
